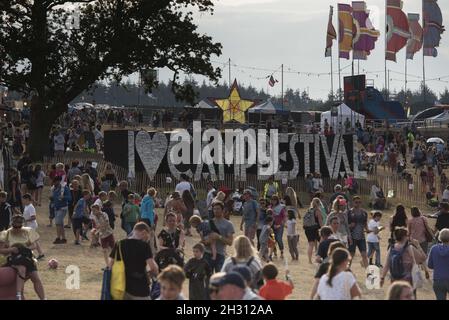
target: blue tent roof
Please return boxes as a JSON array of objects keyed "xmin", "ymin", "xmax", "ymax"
[{"xmin": 248, "ymin": 99, "xmax": 289, "ymax": 114}]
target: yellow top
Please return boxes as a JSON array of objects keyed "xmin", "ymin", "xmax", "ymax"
[{"xmin": 0, "ymin": 228, "xmax": 40, "ymax": 247}]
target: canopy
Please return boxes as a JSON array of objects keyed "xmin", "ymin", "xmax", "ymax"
[
  {"xmin": 427, "ymin": 137, "xmax": 444, "ymax": 144},
  {"xmin": 248, "ymin": 99, "xmax": 289, "ymax": 115},
  {"xmin": 320, "ymin": 103, "xmax": 365, "ymax": 129},
  {"xmin": 192, "ymin": 99, "xmax": 218, "ymax": 109},
  {"xmin": 426, "ymin": 110, "xmax": 449, "ymax": 125}
]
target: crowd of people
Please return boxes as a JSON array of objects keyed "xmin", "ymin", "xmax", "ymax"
[{"xmin": 1, "ymin": 154, "xmax": 449, "ymax": 301}]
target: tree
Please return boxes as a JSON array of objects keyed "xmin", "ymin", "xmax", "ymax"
[
  {"xmin": 440, "ymin": 88, "xmax": 449, "ymax": 104},
  {"xmin": 0, "ymin": 0, "xmax": 222, "ymax": 160}
]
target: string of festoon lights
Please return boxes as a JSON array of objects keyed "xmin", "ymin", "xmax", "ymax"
[{"xmin": 210, "ymin": 59, "xmax": 449, "ymax": 85}]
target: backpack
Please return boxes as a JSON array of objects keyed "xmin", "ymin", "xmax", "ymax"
[
  {"xmin": 388, "ymin": 242, "xmax": 409, "ymax": 280},
  {"xmin": 303, "ymin": 208, "xmax": 318, "ymax": 228}
]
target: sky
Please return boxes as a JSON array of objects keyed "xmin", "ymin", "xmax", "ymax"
[{"xmin": 154, "ymin": 0, "xmax": 449, "ymax": 101}]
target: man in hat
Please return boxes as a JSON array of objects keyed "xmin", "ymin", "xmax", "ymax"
[
  {"xmin": 233, "ymin": 266, "xmax": 263, "ymax": 300},
  {"xmin": 215, "ymin": 272, "xmax": 258, "ymax": 300},
  {"xmin": 0, "ymin": 214, "xmax": 45, "ymax": 300}
]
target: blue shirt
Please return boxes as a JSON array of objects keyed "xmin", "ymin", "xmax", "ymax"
[
  {"xmin": 140, "ymin": 195, "xmax": 155, "ymax": 225},
  {"xmin": 427, "ymin": 244, "xmax": 449, "ymax": 281},
  {"xmin": 51, "ymin": 185, "xmax": 71, "ymax": 209},
  {"xmin": 73, "ymin": 198, "xmax": 87, "ymax": 219}
]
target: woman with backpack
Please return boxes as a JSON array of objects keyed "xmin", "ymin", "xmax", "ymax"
[
  {"xmin": 304, "ymin": 198, "xmax": 324, "ymax": 264},
  {"xmin": 380, "ymin": 227, "xmax": 427, "ymax": 292},
  {"xmin": 221, "ymin": 235, "xmax": 263, "ymax": 290}
]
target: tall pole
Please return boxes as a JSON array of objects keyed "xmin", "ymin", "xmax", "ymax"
[
  {"xmin": 385, "ymin": 0, "xmax": 388, "ymax": 99},
  {"xmin": 137, "ymin": 70, "xmax": 141, "ymax": 107},
  {"xmin": 337, "ymin": 5, "xmax": 342, "ymax": 101},
  {"xmin": 228, "ymin": 58, "xmax": 231, "ymax": 88},
  {"xmin": 422, "ymin": 0, "xmax": 426, "ymax": 105},
  {"xmin": 357, "ymin": 60, "xmax": 360, "ymax": 75},
  {"xmin": 281, "ymin": 63, "xmax": 284, "ymax": 110},
  {"xmin": 330, "ymin": 48, "xmax": 334, "ymax": 100},
  {"xmin": 405, "ymin": 50, "xmax": 408, "ymax": 94}
]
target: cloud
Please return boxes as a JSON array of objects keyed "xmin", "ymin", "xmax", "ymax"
[{"xmin": 216, "ymin": 0, "xmax": 280, "ymax": 7}]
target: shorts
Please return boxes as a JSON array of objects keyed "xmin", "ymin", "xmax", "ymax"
[
  {"xmin": 72, "ymin": 217, "xmax": 90, "ymax": 234},
  {"xmin": 349, "ymin": 238, "xmax": 367, "ymax": 254},
  {"xmin": 54, "ymin": 207, "xmax": 68, "ymax": 226},
  {"xmin": 100, "ymin": 234, "xmax": 115, "ymax": 249},
  {"xmin": 244, "ymin": 224, "xmax": 257, "ymax": 241},
  {"xmin": 304, "ymin": 226, "xmax": 320, "ymax": 242}
]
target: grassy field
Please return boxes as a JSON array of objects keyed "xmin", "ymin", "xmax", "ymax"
[{"xmin": 21, "ymin": 187, "xmax": 437, "ymax": 300}]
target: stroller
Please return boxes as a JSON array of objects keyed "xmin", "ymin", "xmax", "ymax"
[
  {"xmin": 150, "ymin": 248, "xmax": 185, "ymax": 299},
  {"xmin": 232, "ymin": 189, "xmax": 243, "ymax": 215}
]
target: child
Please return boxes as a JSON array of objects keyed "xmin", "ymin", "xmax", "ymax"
[
  {"xmin": 184, "ymin": 243, "xmax": 211, "ymax": 300},
  {"xmin": 259, "ymin": 263, "xmax": 294, "ymax": 300},
  {"xmin": 286, "ymin": 209, "xmax": 299, "ymax": 261},
  {"xmin": 90, "ymin": 204, "xmax": 115, "ymax": 268},
  {"xmin": 22, "ymin": 194, "xmax": 45, "ymax": 260},
  {"xmin": 34, "ymin": 165, "xmax": 45, "ymax": 206},
  {"xmin": 156, "ymin": 264, "xmax": 186, "ymax": 300},
  {"xmin": 266, "ymin": 209, "xmax": 277, "ymax": 259},
  {"xmin": 102, "ymin": 200, "xmax": 116, "ymax": 229},
  {"xmin": 259, "ymin": 216, "xmax": 273, "ymax": 262},
  {"xmin": 189, "ymin": 215, "xmax": 218, "ymax": 260},
  {"xmin": 55, "ymin": 163, "xmax": 67, "ymax": 187},
  {"xmin": 122, "ymin": 194, "xmax": 140, "ymax": 235},
  {"xmin": 367, "ymin": 211, "xmax": 384, "ymax": 267},
  {"xmin": 72, "ymin": 190, "xmax": 92, "ymax": 245}
]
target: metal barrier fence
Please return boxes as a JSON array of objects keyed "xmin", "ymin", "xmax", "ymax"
[{"xmin": 42, "ymin": 152, "xmax": 436, "ymax": 208}]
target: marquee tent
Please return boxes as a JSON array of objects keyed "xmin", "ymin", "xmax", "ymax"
[
  {"xmin": 320, "ymin": 103, "xmax": 365, "ymax": 129},
  {"xmin": 248, "ymin": 99, "xmax": 289, "ymax": 115}
]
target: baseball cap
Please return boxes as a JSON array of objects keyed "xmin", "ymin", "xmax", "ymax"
[{"xmin": 217, "ymin": 272, "xmax": 246, "ymax": 289}]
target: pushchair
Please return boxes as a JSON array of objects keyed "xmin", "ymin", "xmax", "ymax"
[{"xmin": 154, "ymin": 248, "xmax": 185, "ymax": 271}]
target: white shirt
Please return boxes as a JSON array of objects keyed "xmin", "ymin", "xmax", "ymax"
[
  {"xmin": 312, "ymin": 178, "xmax": 323, "ymax": 190},
  {"xmin": 206, "ymin": 188, "xmax": 216, "ymax": 208},
  {"xmin": 23, "ymin": 204, "xmax": 38, "ymax": 229},
  {"xmin": 317, "ymin": 271, "xmax": 357, "ymax": 300},
  {"xmin": 91, "ymin": 198, "xmax": 104, "ymax": 219},
  {"xmin": 367, "ymin": 219, "xmax": 380, "ymax": 243},
  {"xmin": 54, "ymin": 134, "xmax": 66, "ymax": 151},
  {"xmin": 286, "ymin": 219, "xmax": 297, "ymax": 236},
  {"xmin": 443, "ymin": 189, "xmax": 449, "ymax": 201},
  {"xmin": 175, "ymin": 181, "xmax": 191, "ymax": 195}
]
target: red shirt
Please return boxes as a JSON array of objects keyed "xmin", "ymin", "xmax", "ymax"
[{"xmin": 259, "ymin": 279, "xmax": 293, "ymax": 300}]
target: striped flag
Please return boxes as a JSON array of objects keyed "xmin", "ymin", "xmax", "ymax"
[
  {"xmin": 423, "ymin": 0, "xmax": 445, "ymax": 57},
  {"xmin": 325, "ymin": 6, "xmax": 337, "ymax": 57},
  {"xmin": 268, "ymin": 75, "xmax": 278, "ymax": 87}
]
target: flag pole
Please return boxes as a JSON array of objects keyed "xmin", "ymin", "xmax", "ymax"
[
  {"xmin": 405, "ymin": 49, "xmax": 408, "ymax": 94},
  {"xmin": 331, "ymin": 47, "xmax": 334, "ymax": 100},
  {"xmin": 281, "ymin": 64, "xmax": 284, "ymax": 110},
  {"xmin": 385, "ymin": 0, "xmax": 388, "ymax": 99},
  {"xmin": 228, "ymin": 58, "xmax": 231, "ymax": 89},
  {"xmin": 422, "ymin": 0, "xmax": 426, "ymax": 105},
  {"xmin": 338, "ymin": 5, "xmax": 342, "ymax": 101}
]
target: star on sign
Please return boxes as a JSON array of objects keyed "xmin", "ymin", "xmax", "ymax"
[{"xmin": 214, "ymin": 79, "xmax": 255, "ymax": 123}]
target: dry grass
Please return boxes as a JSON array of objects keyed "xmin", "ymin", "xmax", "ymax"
[{"xmin": 22, "ymin": 188, "xmax": 437, "ymax": 300}]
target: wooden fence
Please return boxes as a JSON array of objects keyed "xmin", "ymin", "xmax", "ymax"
[{"xmin": 42, "ymin": 152, "xmax": 435, "ymax": 207}]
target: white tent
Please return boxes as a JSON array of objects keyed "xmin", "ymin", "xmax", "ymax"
[
  {"xmin": 320, "ymin": 103, "xmax": 365, "ymax": 130},
  {"xmin": 248, "ymin": 99, "xmax": 288, "ymax": 114},
  {"xmin": 192, "ymin": 99, "xmax": 218, "ymax": 109}
]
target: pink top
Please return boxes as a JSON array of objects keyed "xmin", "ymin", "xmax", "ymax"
[{"xmin": 407, "ymin": 216, "xmax": 427, "ymax": 243}]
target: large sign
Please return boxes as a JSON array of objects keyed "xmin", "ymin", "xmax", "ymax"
[{"xmin": 104, "ymin": 122, "xmax": 366, "ymax": 181}]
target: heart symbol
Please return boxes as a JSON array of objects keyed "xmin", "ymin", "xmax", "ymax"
[{"xmin": 135, "ymin": 131, "xmax": 168, "ymax": 179}]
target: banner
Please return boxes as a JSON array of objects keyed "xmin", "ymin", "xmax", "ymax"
[
  {"xmin": 423, "ymin": 0, "xmax": 445, "ymax": 57},
  {"xmin": 352, "ymin": 1, "xmax": 380, "ymax": 60},
  {"xmin": 386, "ymin": 0, "xmax": 410, "ymax": 62},
  {"xmin": 325, "ymin": 6, "xmax": 337, "ymax": 57},
  {"xmin": 406, "ymin": 13, "xmax": 423, "ymax": 60},
  {"xmin": 338, "ymin": 3, "xmax": 354, "ymax": 59},
  {"xmin": 104, "ymin": 124, "xmax": 365, "ymax": 181}
]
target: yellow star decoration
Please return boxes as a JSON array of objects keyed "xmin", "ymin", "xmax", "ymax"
[{"xmin": 215, "ymin": 80, "xmax": 254, "ymax": 123}]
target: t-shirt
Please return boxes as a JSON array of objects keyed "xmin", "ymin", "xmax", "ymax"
[
  {"xmin": 317, "ymin": 271, "xmax": 357, "ymax": 300},
  {"xmin": 367, "ymin": 219, "xmax": 380, "ymax": 243},
  {"xmin": 242, "ymin": 199, "xmax": 259, "ymax": 227},
  {"xmin": 23, "ymin": 204, "xmax": 38, "ymax": 229},
  {"xmin": 54, "ymin": 134, "xmax": 66, "ymax": 151},
  {"xmin": 205, "ymin": 218, "xmax": 235, "ymax": 256},
  {"xmin": 92, "ymin": 212, "xmax": 113, "ymax": 239},
  {"xmin": 259, "ymin": 224, "xmax": 271, "ymax": 245},
  {"xmin": 0, "ymin": 227, "xmax": 40, "ymax": 246},
  {"xmin": 436, "ymin": 212, "xmax": 449, "ymax": 231},
  {"xmin": 348, "ymin": 208, "xmax": 368, "ymax": 240},
  {"xmin": 443, "ymin": 189, "xmax": 449, "ymax": 201},
  {"xmin": 175, "ymin": 181, "xmax": 191, "ymax": 195},
  {"xmin": 110, "ymin": 239, "xmax": 153, "ymax": 297},
  {"xmin": 317, "ymin": 238, "xmax": 338, "ymax": 260},
  {"xmin": 259, "ymin": 279, "xmax": 293, "ymax": 300},
  {"xmin": 206, "ymin": 188, "xmax": 216, "ymax": 208},
  {"xmin": 286, "ymin": 219, "xmax": 297, "ymax": 236}
]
